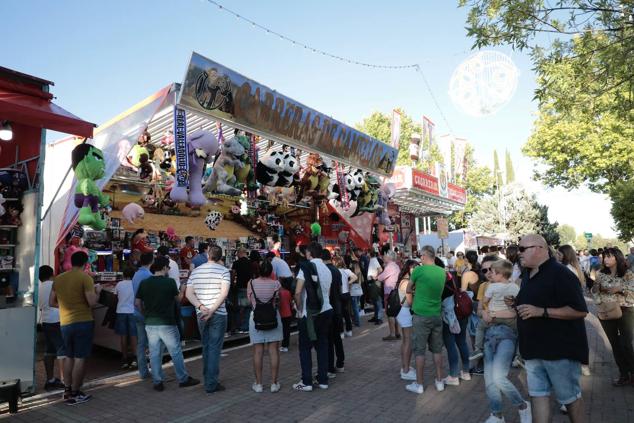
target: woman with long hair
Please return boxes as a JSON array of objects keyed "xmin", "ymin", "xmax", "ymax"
[
  {"xmin": 396, "ymin": 259, "xmax": 419, "ymax": 381},
  {"xmin": 348, "ymin": 260, "xmax": 364, "ymax": 326},
  {"xmin": 592, "ymin": 247, "xmax": 634, "ymax": 386},
  {"xmin": 505, "ymin": 245, "xmax": 522, "ymax": 285}
]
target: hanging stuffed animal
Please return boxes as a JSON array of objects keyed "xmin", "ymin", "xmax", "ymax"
[
  {"xmin": 276, "ymin": 151, "xmax": 300, "ymax": 187},
  {"xmin": 376, "ymin": 183, "xmax": 395, "ymax": 226},
  {"xmin": 299, "ymin": 153, "xmax": 321, "ymax": 196},
  {"xmin": 61, "ymin": 236, "xmax": 90, "ymax": 272},
  {"xmin": 234, "ymin": 134, "xmax": 258, "ymax": 191},
  {"xmin": 355, "ymin": 173, "xmax": 381, "ymax": 215},
  {"xmin": 316, "ymin": 158, "xmax": 332, "ymax": 197},
  {"xmin": 171, "ymin": 130, "xmax": 219, "ymax": 206},
  {"xmin": 122, "ymin": 202, "xmax": 145, "ymax": 224},
  {"xmin": 0, "ymin": 193, "xmax": 5, "ymax": 217},
  {"xmin": 204, "ymin": 211, "xmax": 223, "ymax": 230},
  {"xmin": 255, "ymin": 150, "xmax": 285, "ymax": 187},
  {"xmin": 72, "ymin": 143, "xmax": 109, "ymax": 230},
  {"xmin": 204, "ymin": 137, "xmax": 245, "ymax": 196}
]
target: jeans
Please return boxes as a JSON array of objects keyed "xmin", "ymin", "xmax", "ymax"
[
  {"xmin": 298, "ymin": 310, "xmax": 332, "ymax": 385},
  {"xmin": 442, "ymin": 318, "xmax": 470, "ymax": 377},
  {"xmin": 198, "ymin": 313, "xmax": 227, "ymax": 392},
  {"xmin": 373, "ymin": 297, "xmax": 384, "ymax": 321},
  {"xmin": 145, "ymin": 325, "xmax": 189, "ymax": 385},
  {"xmin": 350, "ymin": 296, "xmax": 361, "ymax": 326},
  {"xmin": 340, "ymin": 293, "xmax": 352, "ymax": 332},
  {"xmin": 282, "ymin": 317, "xmax": 292, "ymax": 348},
  {"xmin": 525, "ymin": 358, "xmax": 582, "ymax": 405},
  {"xmin": 600, "ymin": 306, "xmax": 634, "ymax": 378},
  {"xmin": 483, "ymin": 325, "xmax": 525, "ymax": 414},
  {"xmin": 329, "ymin": 315, "xmax": 345, "ymax": 371},
  {"xmin": 135, "ymin": 316, "xmax": 149, "ymax": 378}
]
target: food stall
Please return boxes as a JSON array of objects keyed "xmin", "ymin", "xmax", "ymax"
[{"xmin": 0, "ymin": 66, "xmax": 94, "ymax": 398}]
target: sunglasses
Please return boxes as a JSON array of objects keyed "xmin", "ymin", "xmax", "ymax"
[
  {"xmin": 518, "ymin": 245, "xmax": 541, "ymax": 253},
  {"xmin": 482, "ymin": 267, "xmax": 492, "ymax": 273}
]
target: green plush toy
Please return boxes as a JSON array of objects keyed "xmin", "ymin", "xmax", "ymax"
[
  {"xmin": 72, "ymin": 143, "xmax": 110, "ymax": 230},
  {"xmin": 310, "ymin": 222, "xmax": 321, "ymax": 237}
]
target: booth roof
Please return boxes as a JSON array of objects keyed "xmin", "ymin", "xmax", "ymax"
[{"xmin": 391, "ymin": 188, "xmax": 464, "ymax": 217}]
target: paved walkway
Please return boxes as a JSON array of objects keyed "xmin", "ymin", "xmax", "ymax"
[{"xmin": 2, "ymin": 312, "xmax": 633, "ymax": 422}]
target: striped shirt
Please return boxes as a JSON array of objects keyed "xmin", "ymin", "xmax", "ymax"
[
  {"xmin": 247, "ymin": 277, "xmax": 281, "ymax": 308},
  {"xmin": 188, "ymin": 262, "xmax": 230, "ymax": 315}
]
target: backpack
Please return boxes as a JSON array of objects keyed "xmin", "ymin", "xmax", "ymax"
[
  {"xmin": 299, "ymin": 261, "xmax": 323, "ymax": 312},
  {"xmin": 386, "ymin": 279, "xmax": 407, "ymax": 317},
  {"xmin": 326, "ymin": 264, "xmax": 342, "ymax": 317},
  {"xmin": 250, "ymin": 280, "xmax": 278, "ymax": 331},
  {"xmin": 449, "ymin": 277, "xmax": 473, "ymax": 320}
]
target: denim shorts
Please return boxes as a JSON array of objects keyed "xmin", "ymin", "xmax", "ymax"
[
  {"xmin": 115, "ymin": 313, "xmax": 138, "ymax": 337},
  {"xmin": 525, "ymin": 358, "xmax": 582, "ymax": 404},
  {"xmin": 60, "ymin": 321, "xmax": 94, "ymax": 359},
  {"xmin": 412, "ymin": 314, "xmax": 443, "ymax": 355},
  {"xmin": 42, "ymin": 322, "xmax": 66, "ymax": 358}
]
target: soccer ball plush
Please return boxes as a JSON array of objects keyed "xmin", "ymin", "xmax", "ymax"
[{"xmin": 204, "ymin": 211, "xmax": 223, "ymax": 230}]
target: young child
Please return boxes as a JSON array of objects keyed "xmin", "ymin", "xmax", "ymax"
[
  {"xmin": 469, "ymin": 259, "xmax": 519, "ymax": 360},
  {"xmin": 278, "ymin": 277, "xmax": 294, "ymax": 352},
  {"xmin": 114, "ymin": 267, "xmax": 138, "ymax": 368},
  {"xmin": 38, "ymin": 265, "xmax": 66, "ymax": 390}
]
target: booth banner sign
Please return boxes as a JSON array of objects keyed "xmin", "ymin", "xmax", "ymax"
[
  {"xmin": 178, "ymin": 52, "xmax": 398, "ymax": 176},
  {"xmin": 448, "ymin": 183, "xmax": 467, "ymax": 204},
  {"xmin": 437, "ymin": 162, "xmax": 448, "ymax": 198},
  {"xmin": 387, "ymin": 167, "xmax": 411, "ymax": 190},
  {"xmin": 173, "ymin": 107, "xmax": 189, "ymax": 188},
  {"xmin": 391, "ymin": 109, "xmax": 401, "ymax": 149},
  {"xmin": 437, "ymin": 217, "xmax": 449, "ymax": 239},
  {"xmin": 412, "ymin": 169, "xmax": 439, "ymax": 196}
]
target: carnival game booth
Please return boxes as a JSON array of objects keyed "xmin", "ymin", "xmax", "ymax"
[
  {"xmin": 41, "ymin": 53, "xmax": 397, "ymax": 356},
  {"xmin": 0, "ymin": 66, "xmax": 94, "ymax": 401}
]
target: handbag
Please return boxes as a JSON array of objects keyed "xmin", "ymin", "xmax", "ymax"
[
  {"xmin": 596, "ymin": 301, "xmax": 622, "ymax": 320},
  {"xmin": 350, "ymin": 282, "xmax": 363, "ymax": 297}
]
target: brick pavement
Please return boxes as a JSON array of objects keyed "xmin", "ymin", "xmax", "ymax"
[{"xmin": 2, "ymin": 312, "xmax": 634, "ymax": 423}]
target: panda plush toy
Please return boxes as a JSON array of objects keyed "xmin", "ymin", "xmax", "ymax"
[
  {"xmin": 256, "ymin": 150, "xmax": 286, "ymax": 186},
  {"xmin": 349, "ymin": 169, "xmax": 365, "ymax": 202},
  {"xmin": 330, "ymin": 171, "xmax": 356, "ymax": 201},
  {"xmin": 276, "ymin": 151, "xmax": 300, "ymax": 187}
]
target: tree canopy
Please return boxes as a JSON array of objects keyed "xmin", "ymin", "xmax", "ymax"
[
  {"xmin": 609, "ymin": 180, "xmax": 634, "ymax": 243},
  {"xmin": 557, "ymin": 223, "xmax": 577, "ymax": 245}
]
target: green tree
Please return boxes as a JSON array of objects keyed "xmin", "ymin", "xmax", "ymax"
[
  {"xmin": 557, "ymin": 224, "xmax": 577, "ymax": 246},
  {"xmin": 493, "ymin": 149, "xmax": 503, "ymax": 188},
  {"xmin": 505, "ymin": 150, "xmax": 515, "ymax": 184},
  {"xmin": 536, "ymin": 204, "xmax": 560, "ymax": 247},
  {"xmin": 468, "ymin": 183, "xmax": 541, "ymax": 240},
  {"xmin": 459, "ymin": 1, "xmax": 634, "ymax": 194},
  {"xmin": 610, "ymin": 180, "xmax": 634, "ymax": 242}
]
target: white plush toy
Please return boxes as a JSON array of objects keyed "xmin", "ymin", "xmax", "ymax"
[
  {"xmin": 256, "ymin": 150, "xmax": 286, "ymax": 187},
  {"xmin": 276, "ymin": 151, "xmax": 300, "ymax": 187}
]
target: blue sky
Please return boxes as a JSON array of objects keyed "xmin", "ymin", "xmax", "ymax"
[{"xmin": 2, "ymin": 0, "xmax": 615, "ymax": 237}]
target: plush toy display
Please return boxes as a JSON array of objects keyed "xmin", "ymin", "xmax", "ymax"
[
  {"xmin": 165, "ymin": 226, "xmax": 178, "ymax": 241},
  {"xmin": 171, "ymin": 130, "xmax": 220, "ymax": 205},
  {"xmin": 310, "ymin": 222, "xmax": 321, "ymax": 237},
  {"xmin": 72, "ymin": 143, "xmax": 109, "ymax": 230},
  {"xmin": 204, "ymin": 137, "xmax": 245, "ymax": 196},
  {"xmin": 234, "ymin": 134, "xmax": 258, "ymax": 191},
  {"xmin": 256, "ymin": 150, "xmax": 285, "ymax": 187},
  {"xmin": 0, "ymin": 194, "xmax": 5, "ymax": 217},
  {"xmin": 61, "ymin": 236, "xmax": 90, "ymax": 272},
  {"xmin": 376, "ymin": 183, "xmax": 396, "ymax": 226},
  {"xmin": 204, "ymin": 211, "xmax": 223, "ymax": 230},
  {"xmin": 299, "ymin": 153, "xmax": 330, "ymax": 198},
  {"xmin": 276, "ymin": 151, "xmax": 300, "ymax": 187},
  {"xmin": 122, "ymin": 202, "xmax": 145, "ymax": 224},
  {"xmin": 354, "ymin": 173, "xmax": 381, "ymax": 215}
]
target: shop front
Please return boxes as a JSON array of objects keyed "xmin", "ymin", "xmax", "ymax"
[{"xmin": 0, "ymin": 66, "xmax": 94, "ymax": 397}]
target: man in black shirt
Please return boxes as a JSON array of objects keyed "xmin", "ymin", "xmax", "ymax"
[
  {"xmin": 231, "ymin": 248, "xmax": 253, "ymax": 333},
  {"xmin": 513, "ymin": 234, "xmax": 588, "ymax": 423},
  {"xmin": 323, "ymin": 249, "xmax": 344, "ymax": 374}
]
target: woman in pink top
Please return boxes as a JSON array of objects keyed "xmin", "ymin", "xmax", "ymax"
[
  {"xmin": 378, "ymin": 251, "xmax": 401, "ymax": 340},
  {"xmin": 247, "ymin": 260, "xmax": 282, "ymax": 393}
]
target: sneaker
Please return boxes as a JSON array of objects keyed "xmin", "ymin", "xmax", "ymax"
[
  {"xmin": 518, "ymin": 401, "xmax": 532, "ymax": 423},
  {"xmin": 469, "ymin": 350, "xmax": 484, "ymax": 361},
  {"xmin": 270, "ymin": 382, "xmax": 281, "ymax": 393},
  {"xmin": 613, "ymin": 375, "xmax": 631, "ymax": 386},
  {"xmin": 121, "ymin": 362, "xmax": 130, "ymax": 370},
  {"xmin": 368, "ymin": 317, "xmax": 377, "ymax": 323},
  {"xmin": 153, "ymin": 382, "xmax": 164, "ymax": 392},
  {"xmin": 470, "ymin": 367, "xmax": 484, "ymax": 376},
  {"xmin": 252, "ymin": 383, "xmax": 263, "ymax": 393},
  {"xmin": 460, "ymin": 371, "xmax": 471, "ymax": 381},
  {"xmin": 395, "ymin": 333, "xmax": 401, "ymax": 339},
  {"xmin": 382, "ymin": 335, "xmax": 398, "ymax": 341},
  {"xmin": 560, "ymin": 404, "xmax": 567, "ymax": 414},
  {"xmin": 581, "ymin": 365, "xmax": 591, "ymax": 376},
  {"xmin": 512, "ymin": 356, "xmax": 524, "ymax": 368},
  {"xmin": 374, "ymin": 320, "xmax": 383, "ymax": 325},
  {"xmin": 484, "ymin": 414, "xmax": 505, "ymax": 423},
  {"xmin": 443, "ymin": 376, "xmax": 460, "ymax": 386},
  {"xmin": 400, "ymin": 368, "xmax": 416, "ymax": 381},
  {"xmin": 129, "ymin": 361, "xmax": 138, "ymax": 369},
  {"xmin": 66, "ymin": 391, "xmax": 92, "ymax": 406},
  {"xmin": 318, "ymin": 384, "xmax": 329, "ymax": 390},
  {"xmin": 179, "ymin": 376, "xmax": 200, "ymax": 388},
  {"xmin": 405, "ymin": 382, "xmax": 424, "ymax": 394},
  {"xmin": 340, "ymin": 333, "xmax": 345, "ymax": 339},
  {"xmin": 434, "ymin": 379, "xmax": 445, "ymax": 391},
  {"xmin": 345, "ymin": 331, "xmax": 353, "ymax": 337},
  {"xmin": 327, "ymin": 372, "xmax": 337, "ymax": 379},
  {"xmin": 44, "ymin": 378, "xmax": 65, "ymax": 390},
  {"xmin": 335, "ymin": 367, "xmax": 345, "ymax": 373},
  {"xmin": 292, "ymin": 381, "xmax": 313, "ymax": 392},
  {"xmin": 205, "ymin": 383, "xmax": 226, "ymax": 394},
  {"xmin": 62, "ymin": 389, "xmax": 72, "ymax": 400},
  {"xmin": 358, "ymin": 310, "xmax": 366, "ymax": 316},
  {"xmin": 279, "ymin": 347, "xmax": 289, "ymax": 352}
]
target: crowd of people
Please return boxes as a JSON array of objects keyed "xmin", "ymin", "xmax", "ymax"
[{"xmin": 38, "ymin": 234, "xmax": 634, "ymax": 423}]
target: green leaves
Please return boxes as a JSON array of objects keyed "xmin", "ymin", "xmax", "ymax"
[{"xmin": 609, "ymin": 180, "xmax": 634, "ymax": 243}]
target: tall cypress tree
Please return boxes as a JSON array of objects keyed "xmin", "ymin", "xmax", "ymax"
[
  {"xmin": 493, "ymin": 149, "xmax": 503, "ymax": 189},
  {"xmin": 505, "ymin": 150, "xmax": 515, "ymax": 184}
]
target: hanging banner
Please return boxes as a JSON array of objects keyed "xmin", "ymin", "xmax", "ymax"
[
  {"xmin": 448, "ymin": 183, "xmax": 467, "ymax": 204},
  {"xmin": 437, "ymin": 162, "xmax": 449, "ymax": 198},
  {"xmin": 178, "ymin": 52, "xmax": 398, "ymax": 177},
  {"xmin": 452, "ymin": 137, "xmax": 468, "ymax": 182},
  {"xmin": 173, "ymin": 107, "xmax": 189, "ymax": 188},
  {"xmin": 391, "ymin": 109, "xmax": 401, "ymax": 149},
  {"xmin": 421, "ymin": 116, "xmax": 435, "ymax": 175}
]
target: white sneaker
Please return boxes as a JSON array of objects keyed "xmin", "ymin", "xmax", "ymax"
[
  {"xmin": 443, "ymin": 376, "xmax": 460, "ymax": 386},
  {"xmin": 484, "ymin": 414, "xmax": 505, "ymax": 423},
  {"xmin": 560, "ymin": 404, "xmax": 567, "ymax": 414},
  {"xmin": 405, "ymin": 382, "xmax": 424, "ymax": 394},
  {"xmin": 400, "ymin": 368, "xmax": 417, "ymax": 381},
  {"xmin": 252, "ymin": 383, "xmax": 263, "ymax": 393},
  {"xmin": 340, "ymin": 333, "xmax": 345, "ymax": 339},
  {"xmin": 518, "ymin": 401, "xmax": 532, "ymax": 423},
  {"xmin": 581, "ymin": 365, "xmax": 591, "ymax": 376},
  {"xmin": 359, "ymin": 310, "xmax": 365, "ymax": 316},
  {"xmin": 318, "ymin": 384, "xmax": 328, "ymax": 390},
  {"xmin": 344, "ymin": 331, "xmax": 353, "ymax": 337},
  {"xmin": 460, "ymin": 371, "xmax": 471, "ymax": 381},
  {"xmin": 335, "ymin": 367, "xmax": 345, "ymax": 373},
  {"xmin": 279, "ymin": 347, "xmax": 288, "ymax": 352},
  {"xmin": 469, "ymin": 350, "xmax": 484, "ymax": 361},
  {"xmin": 434, "ymin": 379, "xmax": 445, "ymax": 392},
  {"xmin": 292, "ymin": 381, "xmax": 313, "ymax": 392},
  {"xmin": 270, "ymin": 382, "xmax": 281, "ymax": 393},
  {"xmin": 327, "ymin": 372, "xmax": 337, "ymax": 379}
]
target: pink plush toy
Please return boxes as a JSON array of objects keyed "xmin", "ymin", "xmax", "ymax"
[
  {"xmin": 62, "ymin": 237, "xmax": 90, "ymax": 272},
  {"xmin": 122, "ymin": 202, "xmax": 145, "ymax": 224}
]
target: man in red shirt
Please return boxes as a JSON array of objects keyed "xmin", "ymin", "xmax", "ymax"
[{"xmin": 180, "ymin": 236, "xmax": 195, "ymax": 269}]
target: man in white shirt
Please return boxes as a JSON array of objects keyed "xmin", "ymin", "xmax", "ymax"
[
  {"xmin": 268, "ymin": 251, "xmax": 295, "ymax": 288},
  {"xmin": 186, "ymin": 245, "xmax": 230, "ymax": 394},
  {"xmin": 292, "ymin": 242, "xmax": 333, "ymax": 392},
  {"xmin": 38, "ymin": 265, "xmax": 66, "ymax": 390}
]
